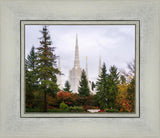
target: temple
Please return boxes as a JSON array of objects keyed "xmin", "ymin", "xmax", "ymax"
[
  {"xmin": 67, "ymin": 34, "xmax": 102, "ymax": 94},
  {"xmin": 68, "ymin": 34, "xmax": 82, "ymax": 93}
]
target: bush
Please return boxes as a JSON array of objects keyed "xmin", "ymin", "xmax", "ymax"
[
  {"xmin": 47, "ymin": 108, "xmax": 69, "ymax": 112},
  {"xmin": 26, "ymin": 108, "xmax": 42, "ymax": 112},
  {"xmin": 105, "ymin": 109, "xmax": 119, "ymax": 112},
  {"xmin": 83, "ymin": 105, "xmax": 99, "ymax": 111},
  {"xmin": 59, "ymin": 102, "xmax": 69, "ymax": 112},
  {"xmin": 69, "ymin": 106, "xmax": 84, "ymax": 112}
]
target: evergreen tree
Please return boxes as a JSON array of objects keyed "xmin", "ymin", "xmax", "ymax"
[
  {"xmin": 91, "ymin": 81, "xmax": 96, "ymax": 90},
  {"xmin": 127, "ymin": 75, "xmax": 135, "ymax": 112},
  {"xmin": 36, "ymin": 26, "xmax": 59, "ymax": 112},
  {"xmin": 107, "ymin": 65, "xmax": 120, "ymax": 109},
  {"xmin": 96, "ymin": 63, "xmax": 108, "ymax": 109},
  {"xmin": 120, "ymin": 75, "xmax": 126, "ymax": 84},
  {"xmin": 63, "ymin": 80, "xmax": 72, "ymax": 93},
  {"xmin": 78, "ymin": 69, "xmax": 90, "ymax": 97},
  {"xmin": 26, "ymin": 46, "xmax": 36, "ymax": 70},
  {"xmin": 25, "ymin": 46, "xmax": 38, "ymax": 109},
  {"xmin": 25, "ymin": 46, "xmax": 38, "ymax": 89}
]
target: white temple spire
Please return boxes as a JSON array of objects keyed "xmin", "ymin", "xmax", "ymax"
[
  {"xmin": 99, "ymin": 56, "xmax": 102, "ymax": 76},
  {"xmin": 74, "ymin": 34, "xmax": 80, "ymax": 68},
  {"xmin": 69, "ymin": 34, "xmax": 82, "ymax": 93},
  {"xmin": 86, "ymin": 56, "xmax": 88, "ymax": 79}
]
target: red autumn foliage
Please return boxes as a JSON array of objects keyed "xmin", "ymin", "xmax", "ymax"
[
  {"xmin": 57, "ymin": 91, "xmax": 79, "ymax": 106},
  {"xmin": 98, "ymin": 109, "xmax": 105, "ymax": 112},
  {"xmin": 119, "ymin": 98, "xmax": 132, "ymax": 112}
]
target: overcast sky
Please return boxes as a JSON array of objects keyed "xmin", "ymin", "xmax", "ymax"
[{"xmin": 25, "ymin": 25, "xmax": 135, "ymax": 86}]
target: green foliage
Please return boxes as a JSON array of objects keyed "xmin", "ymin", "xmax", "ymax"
[
  {"xmin": 25, "ymin": 87, "xmax": 34, "ymax": 109},
  {"xmin": 96, "ymin": 64, "xmax": 120, "ymax": 110},
  {"xmin": 26, "ymin": 108, "xmax": 42, "ymax": 112},
  {"xmin": 107, "ymin": 65, "xmax": 120, "ymax": 109},
  {"xmin": 35, "ymin": 26, "xmax": 60, "ymax": 112},
  {"xmin": 25, "ymin": 46, "xmax": 38, "ymax": 89},
  {"xmin": 69, "ymin": 106, "xmax": 84, "ymax": 112},
  {"xmin": 63, "ymin": 80, "xmax": 72, "ymax": 93},
  {"xmin": 47, "ymin": 108, "xmax": 69, "ymax": 112},
  {"xmin": 26, "ymin": 46, "xmax": 36, "ymax": 70},
  {"xmin": 25, "ymin": 46, "xmax": 38, "ymax": 108},
  {"xmin": 78, "ymin": 69, "xmax": 90, "ymax": 97},
  {"xmin": 59, "ymin": 102, "xmax": 69, "ymax": 111},
  {"xmin": 91, "ymin": 81, "xmax": 96, "ymax": 90},
  {"xmin": 105, "ymin": 109, "xmax": 119, "ymax": 112},
  {"xmin": 120, "ymin": 75, "xmax": 126, "ymax": 84},
  {"xmin": 26, "ymin": 108, "xmax": 70, "ymax": 112},
  {"xmin": 96, "ymin": 63, "xmax": 108, "ymax": 109}
]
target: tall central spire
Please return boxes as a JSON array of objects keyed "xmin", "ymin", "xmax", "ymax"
[
  {"xmin": 86, "ymin": 56, "xmax": 88, "ymax": 79},
  {"xmin": 74, "ymin": 34, "xmax": 80, "ymax": 68},
  {"xmin": 99, "ymin": 56, "xmax": 102, "ymax": 76}
]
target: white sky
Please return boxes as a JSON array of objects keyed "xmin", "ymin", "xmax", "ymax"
[{"xmin": 25, "ymin": 25, "xmax": 135, "ymax": 86}]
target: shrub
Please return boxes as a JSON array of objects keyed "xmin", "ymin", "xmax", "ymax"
[
  {"xmin": 69, "ymin": 106, "xmax": 84, "ymax": 112},
  {"xmin": 59, "ymin": 102, "xmax": 69, "ymax": 112},
  {"xmin": 105, "ymin": 109, "xmax": 119, "ymax": 112},
  {"xmin": 26, "ymin": 108, "xmax": 42, "ymax": 112},
  {"xmin": 83, "ymin": 105, "xmax": 99, "ymax": 111},
  {"xmin": 47, "ymin": 108, "xmax": 68, "ymax": 112}
]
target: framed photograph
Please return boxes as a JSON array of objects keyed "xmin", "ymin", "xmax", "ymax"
[
  {"xmin": 21, "ymin": 20, "xmax": 140, "ymax": 118},
  {"xmin": 0, "ymin": 0, "xmax": 160, "ymax": 138}
]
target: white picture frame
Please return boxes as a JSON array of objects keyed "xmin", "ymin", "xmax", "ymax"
[{"xmin": 0, "ymin": 0, "xmax": 160, "ymax": 137}]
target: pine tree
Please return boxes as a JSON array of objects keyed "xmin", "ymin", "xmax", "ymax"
[
  {"xmin": 78, "ymin": 69, "xmax": 90, "ymax": 97},
  {"xmin": 36, "ymin": 26, "xmax": 59, "ymax": 112},
  {"xmin": 25, "ymin": 46, "xmax": 38, "ymax": 88},
  {"xmin": 25, "ymin": 46, "xmax": 37, "ymax": 109},
  {"xmin": 91, "ymin": 81, "xmax": 96, "ymax": 90},
  {"xmin": 107, "ymin": 65, "xmax": 120, "ymax": 109},
  {"xmin": 96, "ymin": 63, "xmax": 108, "ymax": 109},
  {"xmin": 63, "ymin": 80, "xmax": 72, "ymax": 93},
  {"xmin": 26, "ymin": 46, "xmax": 36, "ymax": 70},
  {"xmin": 120, "ymin": 75, "xmax": 126, "ymax": 84}
]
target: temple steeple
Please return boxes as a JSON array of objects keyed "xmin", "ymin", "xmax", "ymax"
[
  {"xmin": 86, "ymin": 56, "xmax": 88, "ymax": 79},
  {"xmin": 99, "ymin": 56, "xmax": 102, "ymax": 76},
  {"xmin": 74, "ymin": 34, "xmax": 80, "ymax": 68},
  {"xmin": 69, "ymin": 34, "xmax": 82, "ymax": 93}
]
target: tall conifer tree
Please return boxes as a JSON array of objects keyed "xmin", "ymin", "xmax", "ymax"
[
  {"xmin": 107, "ymin": 65, "xmax": 119, "ymax": 109},
  {"xmin": 63, "ymin": 80, "xmax": 72, "ymax": 93},
  {"xmin": 25, "ymin": 46, "xmax": 37, "ymax": 109},
  {"xmin": 96, "ymin": 63, "xmax": 108, "ymax": 109},
  {"xmin": 78, "ymin": 69, "xmax": 90, "ymax": 97},
  {"xmin": 36, "ymin": 26, "xmax": 59, "ymax": 112},
  {"xmin": 26, "ymin": 46, "xmax": 36, "ymax": 70}
]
